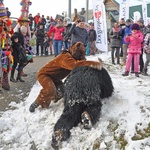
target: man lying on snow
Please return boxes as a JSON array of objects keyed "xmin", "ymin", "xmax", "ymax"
[{"xmin": 29, "ymin": 41, "xmax": 103, "ymax": 112}]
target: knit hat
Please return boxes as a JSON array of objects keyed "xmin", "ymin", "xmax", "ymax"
[
  {"xmin": 138, "ymin": 18, "xmax": 144, "ymax": 24},
  {"xmin": 126, "ymin": 19, "xmax": 131, "ymax": 23},
  {"xmin": 132, "ymin": 23, "xmax": 140, "ymax": 30},
  {"xmin": 64, "ymin": 17, "xmax": 71, "ymax": 24},
  {"xmin": 0, "ymin": 0, "xmax": 7, "ymax": 20},
  {"xmin": 20, "ymin": 25, "xmax": 27, "ymax": 33}
]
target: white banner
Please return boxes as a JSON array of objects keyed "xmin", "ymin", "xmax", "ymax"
[
  {"xmin": 142, "ymin": 0, "xmax": 148, "ymax": 26},
  {"xmin": 92, "ymin": 0, "xmax": 108, "ymax": 52},
  {"xmin": 133, "ymin": 11, "xmax": 141, "ymax": 23},
  {"xmin": 119, "ymin": 0, "xmax": 130, "ymax": 21}
]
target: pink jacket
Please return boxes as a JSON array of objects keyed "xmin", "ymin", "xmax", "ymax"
[
  {"xmin": 125, "ymin": 31, "xmax": 144, "ymax": 54},
  {"xmin": 49, "ymin": 25, "xmax": 65, "ymax": 40}
]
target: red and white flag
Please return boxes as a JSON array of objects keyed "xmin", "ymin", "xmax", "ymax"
[{"xmin": 92, "ymin": 0, "xmax": 108, "ymax": 52}]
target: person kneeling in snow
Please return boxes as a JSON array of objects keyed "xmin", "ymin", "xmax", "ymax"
[
  {"xmin": 29, "ymin": 42, "xmax": 103, "ymax": 112},
  {"xmin": 51, "ymin": 66, "xmax": 114, "ymax": 149}
]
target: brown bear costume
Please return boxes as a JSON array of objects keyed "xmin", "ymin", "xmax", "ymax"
[{"xmin": 29, "ymin": 42, "xmax": 103, "ymax": 112}]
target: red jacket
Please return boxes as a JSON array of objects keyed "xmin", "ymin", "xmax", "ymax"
[
  {"xmin": 49, "ymin": 25, "xmax": 65, "ymax": 40},
  {"xmin": 34, "ymin": 15, "xmax": 40, "ymax": 25}
]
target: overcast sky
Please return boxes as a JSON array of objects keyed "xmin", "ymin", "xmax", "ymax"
[
  {"xmin": 3, "ymin": 0, "xmax": 149, "ymax": 19},
  {"xmin": 4, "ymin": 0, "xmax": 93, "ymax": 18}
]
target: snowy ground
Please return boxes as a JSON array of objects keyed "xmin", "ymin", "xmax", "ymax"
[{"xmin": 0, "ymin": 52, "xmax": 150, "ymax": 150}]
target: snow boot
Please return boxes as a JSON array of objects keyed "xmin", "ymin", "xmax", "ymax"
[
  {"xmin": 10, "ymin": 69, "xmax": 17, "ymax": 82},
  {"xmin": 29, "ymin": 101, "xmax": 39, "ymax": 112},
  {"xmin": 81, "ymin": 111, "xmax": 92, "ymax": 130},
  {"xmin": 142, "ymin": 69, "xmax": 148, "ymax": 76},
  {"xmin": 122, "ymin": 71, "xmax": 129, "ymax": 76},
  {"xmin": 135, "ymin": 72, "xmax": 139, "ymax": 77},
  {"xmin": 16, "ymin": 73, "xmax": 25, "ymax": 82},
  {"xmin": 51, "ymin": 130, "xmax": 62, "ymax": 150}
]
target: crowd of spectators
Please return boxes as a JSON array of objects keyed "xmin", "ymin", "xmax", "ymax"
[
  {"xmin": 1, "ymin": 9, "xmax": 150, "ymax": 92},
  {"xmin": 109, "ymin": 17, "xmax": 150, "ymax": 77}
]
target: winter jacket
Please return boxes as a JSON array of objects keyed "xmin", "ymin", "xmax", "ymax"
[
  {"xmin": 12, "ymin": 32, "xmax": 24, "ymax": 47},
  {"xmin": 88, "ymin": 29, "xmax": 96, "ymax": 42},
  {"xmin": 63, "ymin": 23, "xmax": 72, "ymax": 42},
  {"xmin": 121, "ymin": 25, "xmax": 132, "ymax": 44},
  {"xmin": 125, "ymin": 30, "xmax": 144, "ymax": 54},
  {"xmin": 144, "ymin": 32, "xmax": 150, "ymax": 53},
  {"xmin": 34, "ymin": 15, "xmax": 40, "ymax": 25},
  {"xmin": 69, "ymin": 24, "xmax": 89, "ymax": 46},
  {"xmin": 139, "ymin": 25, "xmax": 148, "ymax": 37},
  {"xmin": 36, "ymin": 28, "xmax": 45, "ymax": 41},
  {"xmin": 29, "ymin": 16, "xmax": 34, "ymax": 28},
  {"xmin": 49, "ymin": 24, "xmax": 65, "ymax": 40},
  {"xmin": 109, "ymin": 27, "xmax": 122, "ymax": 48}
]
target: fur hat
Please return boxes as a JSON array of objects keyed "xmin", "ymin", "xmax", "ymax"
[
  {"xmin": 69, "ymin": 42, "xmax": 86, "ymax": 60},
  {"xmin": 138, "ymin": 18, "xmax": 144, "ymax": 24},
  {"xmin": 20, "ymin": 25, "xmax": 27, "ymax": 33},
  {"xmin": 132, "ymin": 23, "xmax": 140, "ymax": 30}
]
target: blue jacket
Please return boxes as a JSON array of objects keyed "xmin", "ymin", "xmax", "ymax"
[{"xmin": 121, "ymin": 25, "xmax": 132, "ymax": 44}]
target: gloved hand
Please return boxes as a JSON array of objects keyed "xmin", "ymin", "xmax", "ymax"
[{"xmin": 90, "ymin": 58, "xmax": 103, "ymax": 70}]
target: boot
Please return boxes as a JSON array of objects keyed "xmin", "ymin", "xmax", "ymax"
[
  {"xmin": 10, "ymin": 77, "xmax": 17, "ymax": 82},
  {"xmin": 51, "ymin": 130, "xmax": 62, "ymax": 150},
  {"xmin": 16, "ymin": 72, "xmax": 25, "ymax": 82},
  {"xmin": 29, "ymin": 101, "xmax": 39, "ymax": 112},
  {"xmin": 10, "ymin": 69, "xmax": 17, "ymax": 82},
  {"xmin": 122, "ymin": 71, "xmax": 129, "ymax": 76},
  {"xmin": 21, "ymin": 71, "xmax": 27, "ymax": 77},
  {"xmin": 142, "ymin": 69, "xmax": 148, "ymax": 76},
  {"xmin": 135, "ymin": 72, "xmax": 139, "ymax": 77},
  {"xmin": 81, "ymin": 111, "xmax": 92, "ymax": 130}
]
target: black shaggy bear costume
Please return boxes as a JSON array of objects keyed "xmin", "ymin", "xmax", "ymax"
[{"xmin": 51, "ymin": 66, "xmax": 114, "ymax": 149}]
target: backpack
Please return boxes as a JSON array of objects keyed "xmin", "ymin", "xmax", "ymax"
[{"xmin": 29, "ymin": 37, "xmax": 36, "ymax": 46}]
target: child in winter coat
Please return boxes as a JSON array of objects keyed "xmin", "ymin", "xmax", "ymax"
[
  {"xmin": 29, "ymin": 32, "xmax": 36, "ymax": 55},
  {"xmin": 10, "ymin": 35, "xmax": 28, "ymax": 82},
  {"xmin": 142, "ymin": 23, "xmax": 150, "ymax": 75},
  {"xmin": 43, "ymin": 33, "xmax": 50, "ymax": 56},
  {"xmin": 122, "ymin": 23, "xmax": 144, "ymax": 77}
]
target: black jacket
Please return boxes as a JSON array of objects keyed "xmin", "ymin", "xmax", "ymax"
[
  {"xmin": 63, "ymin": 23, "xmax": 72, "ymax": 42},
  {"xmin": 88, "ymin": 29, "xmax": 96, "ymax": 42},
  {"xmin": 36, "ymin": 29, "xmax": 45, "ymax": 41}
]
